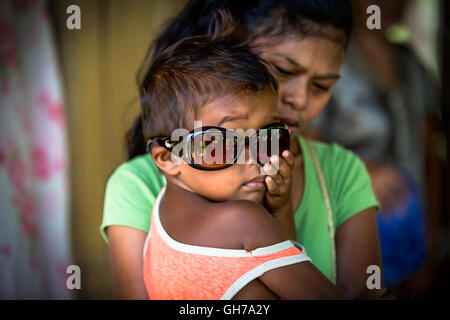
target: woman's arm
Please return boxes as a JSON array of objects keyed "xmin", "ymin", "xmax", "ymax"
[
  {"xmin": 102, "ymin": 156, "xmax": 165, "ymax": 299},
  {"xmin": 108, "ymin": 226, "xmax": 148, "ymax": 299},
  {"xmin": 227, "ymin": 200, "xmax": 346, "ymax": 299},
  {"xmin": 335, "ymin": 207, "xmax": 391, "ymax": 299}
]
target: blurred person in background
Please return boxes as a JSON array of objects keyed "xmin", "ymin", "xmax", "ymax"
[{"xmin": 306, "ymin": 0, "xmax": 445, "ymax": 298}]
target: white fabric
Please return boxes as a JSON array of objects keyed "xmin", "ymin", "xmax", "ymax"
[{"xmin": 0, "ymin": 0, "xmax": 73, "ymax": 299}]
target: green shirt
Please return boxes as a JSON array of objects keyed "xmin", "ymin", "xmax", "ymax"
[{"xmin": 101, "ymin": 135, "xmax": 379, "ymax": 281}]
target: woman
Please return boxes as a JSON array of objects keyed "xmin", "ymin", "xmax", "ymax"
[{"xmin": 101, "ymin": 0, "xmax": 385, "ymax": 299}]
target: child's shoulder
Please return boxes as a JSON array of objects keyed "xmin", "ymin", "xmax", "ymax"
[
  {"xmin": 165, "ymin": 195, "xmax": 287, "ymax": 252},
  {"xmin": 210, "ymin": 200, "xmax": 286, "ymax": 251}
]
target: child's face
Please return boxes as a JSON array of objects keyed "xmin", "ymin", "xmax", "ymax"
[{"xmin": 177, "ymin": 90, "xmax": 279, "ymax": 205}]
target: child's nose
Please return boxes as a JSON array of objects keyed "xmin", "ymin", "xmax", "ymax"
[{"xmin": 245, "ymin": 145, "xmax": 259, "ymax": 166}]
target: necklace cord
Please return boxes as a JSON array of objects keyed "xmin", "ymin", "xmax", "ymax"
[{"xmin": 306, "ymin": 140, "xmax": 337, "ymax": 285}]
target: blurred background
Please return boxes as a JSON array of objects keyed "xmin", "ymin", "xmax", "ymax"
[{"xmin": 0, "ymin": 0, "xmax": 448, "ymax": 299}]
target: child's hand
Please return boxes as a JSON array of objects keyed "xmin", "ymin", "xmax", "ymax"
[
  {"xmin": 262, "ymin": 150, "xmax": 295, "ymax": 212},
  {"xmin": 262, "ymin": 150, "xmax": 296, "ymax": 240}
]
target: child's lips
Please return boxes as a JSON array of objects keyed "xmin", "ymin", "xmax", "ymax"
[{"xmin": 243, "ymin": 176, "xmax": 266, "ymax": 190}]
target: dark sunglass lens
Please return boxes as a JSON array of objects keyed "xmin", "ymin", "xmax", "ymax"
[
  {"xmin": 279, "ymin": 128, "xmax": 291, "ymax": 152},
  {"xmin": 189, "ymin": 130, "xmax": 238, "ymax": 169},
  {"xmin": 256, "ymin": 128, "xmax": 290, "ymax": 164}
]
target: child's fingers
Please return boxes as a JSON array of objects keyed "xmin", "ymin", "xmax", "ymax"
[
  {"xmin": 266, "ymin": 176, "xmax": 280, "ymax": 194},
  {"xmin": 273, "ymin": 152, "xmax": 292, "ymax": 181},
  {"xmin": 262, "ymin": 161, "xmax": 282, "ymax": 183},
  {"xmin": 262, "ymin": 155, "xmax": 279, "ymax": 176},
  {"xmin": 277, "ymin": 157, "xmax": 292, "ymax": 180},
  {"xmin": 281, "ymin": 150, "xmax": 295, "ymax": 169}
]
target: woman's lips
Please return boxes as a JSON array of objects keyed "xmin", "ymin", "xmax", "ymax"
[
  {"xmin": 280, "ymin": 117, "xmax": 299, "ymax": 134},
  {"xmin": 243, "ymin": 176, "xmax": 266, "ymax": 190}
]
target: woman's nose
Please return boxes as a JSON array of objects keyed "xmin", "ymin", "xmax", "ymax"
[{"xmin": 280, "ymin": 79, "xmax": 308, "ymax": 111}]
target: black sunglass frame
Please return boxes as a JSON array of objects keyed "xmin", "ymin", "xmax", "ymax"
[{"xmin": 146, "ymin": 122, "xmax": 290, "ymax": 171}]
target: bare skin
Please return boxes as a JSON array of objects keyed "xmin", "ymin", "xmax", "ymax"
[{"xmin": 108, "ymin": 226, "xmax": 148, "ymax": 299}]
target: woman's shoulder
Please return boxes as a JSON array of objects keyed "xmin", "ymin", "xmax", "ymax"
[
  {"xmin": 101, "ymin": 154, "xmax": 165, "ymax": 243},
  {"xmin": 104, "ymin": 154, "xmax": 165, "ymax": 220},
  {"xmin": 301, "ymin": 136, "xmax": 362, "ymax": 171},
  {"xmin": 107, "ymin": 154, "xmax": 165, "ymax": 192},
  {"xmin": 299, "ymin": 136, "xmax": 379, "ymax": 227},
  {"xmin": 301, "ymin": 136, "xmax": 370, "ymax": 192}
]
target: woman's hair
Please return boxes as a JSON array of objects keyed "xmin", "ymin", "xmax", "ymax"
[
  {"xmin": 140, "ymin": 32, "xmax": 277, "ymax": 141},
  {"xmin": 126, "ymin": 0, "xmax": 353, "ymax": 159}
]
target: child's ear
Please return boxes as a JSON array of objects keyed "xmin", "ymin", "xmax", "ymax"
[{"xmin": 151, "ymin": 145, "xmax": 181, "ymax": 176}]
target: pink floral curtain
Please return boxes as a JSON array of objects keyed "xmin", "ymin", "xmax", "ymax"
[{"xmin": 0, "ymin": 0, "xmax": 73, "ymax": 299}]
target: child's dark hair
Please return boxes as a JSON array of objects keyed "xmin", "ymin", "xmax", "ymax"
[
  {"xmin": 126, "ymin": 0, "xmax": 353, "ymax": 159},
  {"xmin": 140, "ymin": 32, "xmax": 277, "ymax": 142}
]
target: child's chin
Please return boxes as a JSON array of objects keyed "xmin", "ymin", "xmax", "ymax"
[{"xmin": 239, "ymin": 191, "xmax": 265, "ymax": 205}]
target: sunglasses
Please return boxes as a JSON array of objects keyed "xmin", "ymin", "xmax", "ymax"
[{"xmin": 147, "ymin": 122, "xmax": 290, "ymax": 171}]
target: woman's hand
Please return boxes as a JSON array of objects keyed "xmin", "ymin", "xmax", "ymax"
[{"xmin": 262, "ymin": 150, "xmax": 296, "ymax": 240}]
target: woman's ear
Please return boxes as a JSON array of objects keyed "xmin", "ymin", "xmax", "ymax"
[{"xmin": 151, "ymin": 145, "xmax": 181, "ymax": 176}]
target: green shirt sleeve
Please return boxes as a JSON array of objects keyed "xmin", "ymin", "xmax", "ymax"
[
  {"xmin": 100, "ymin": 155, "xmax": 165, "ymax": 243},
  {"xmin": 326, "ymin": 143, "xmax": 380, "ymax": 228}
]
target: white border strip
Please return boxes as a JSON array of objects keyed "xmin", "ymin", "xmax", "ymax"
[
  {"xmin": 221, "ymin": 254, "xmax": 312, "ymax": 300},
  {"xmin": 142, "ymin": 230, "xmax": 151, "ymax": 259},
  {"xmin": 152, "ymin": 188, "xmax": 299, "ymax": 258}
]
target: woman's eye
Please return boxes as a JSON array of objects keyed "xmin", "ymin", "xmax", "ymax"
[
  {"xmin": 273, "ymin": 65, "xmax": 295, "ymax": 76},
  {"xmin": 313, "ymin": 83, "xmax": 330, "ymax": 92}
]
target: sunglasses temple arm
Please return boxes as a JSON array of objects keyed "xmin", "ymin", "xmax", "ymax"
[{"xmin": 146, "ymin": 138, "xmax": 161, "ymax": 153}]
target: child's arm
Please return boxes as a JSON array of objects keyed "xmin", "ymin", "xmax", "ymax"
[{"xmin": 224, "ymin": 200, "xmax": 345, "ymax": 299}]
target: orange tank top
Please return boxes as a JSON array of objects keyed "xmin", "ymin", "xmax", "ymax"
[{"xmin": 143, "ymin": 187, "xmax": 311, "ymax": 300}]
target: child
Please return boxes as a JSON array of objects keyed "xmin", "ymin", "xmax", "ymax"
[{"xmin": 141, "ymin": 34, "xmax": 344, "ymax": 299}]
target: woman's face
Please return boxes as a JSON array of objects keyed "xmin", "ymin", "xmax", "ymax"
[{"xmin": 258, "ymin": 36, "xmax": 346, "ymax": 135}]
